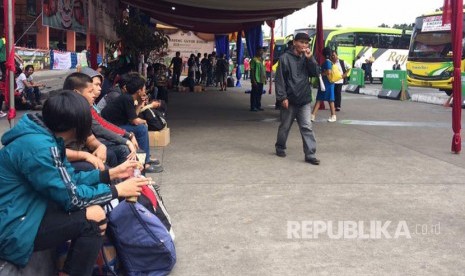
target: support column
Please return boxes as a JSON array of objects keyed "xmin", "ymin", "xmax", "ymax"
[
  {"xmin": 36, "ymin": 16, "xmax": 49, "ymax": 49},
  {"xmin": 66, "ymin": 31, "xmax": 76, "ymax": 52},
  {"xmin": 89, "ymin": 34, "xmax": 98, "ymax": 69}
]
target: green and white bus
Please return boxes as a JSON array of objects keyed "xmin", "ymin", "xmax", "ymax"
[
  {"xmin": 294, "ymin": 27, "xmax": 412, "ymax": 79},
  {"xmin": 406, "ymin": 11, "xmax": 461, "ymax": 95}
]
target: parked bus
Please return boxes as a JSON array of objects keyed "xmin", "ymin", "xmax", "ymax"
[
  {"xmin": 263, "ymin": 36, "xmax": 293, "ymax": 64},
  {"xmin": 406, "ymin": 11, "xmax": 460, "ymax": 95},
  {"xmin": 294, "ymin": 27, "xmax": 412, "ymax": 79}
]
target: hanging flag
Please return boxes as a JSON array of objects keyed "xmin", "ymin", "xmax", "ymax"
[
  {"xmin": 331, "ymin": 0, "xmax": 339, "ymax": 9},
  {"xmin": 442, "ymin": 0, "xmax": 452, "ymax": 25}
]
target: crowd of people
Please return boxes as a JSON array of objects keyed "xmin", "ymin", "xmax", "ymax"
[
  {"xmin": 0, "ymin": 62, "xmax": 174, "ymax": 274},
  {"xmin": 170, "ymin": 50, "xmax": 233, "ymax": 92}
]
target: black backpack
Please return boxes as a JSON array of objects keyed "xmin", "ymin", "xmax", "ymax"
[{"xmin": 139, "ymin": 108, "xmax": 167, "ymax": 131}]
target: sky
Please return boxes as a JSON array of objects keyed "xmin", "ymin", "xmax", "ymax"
[{"xmin": 265, "ymin": 0, "xmax": 444, "ymax": 36}]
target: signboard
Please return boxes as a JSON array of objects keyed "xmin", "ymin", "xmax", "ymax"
[
  {"xmin": 52, "ymin": 51, "xmax": 72, "ymax": 70},
  {"xmin": 15, "ymin": 47, "xmax": 50, "ymax": 70},
  {"xmin": 166, "ymin": 31, "xmax": 214, "ymax": 64},
  {"xmin": 42, "ymin": 0, "xmax": 88, "ymax": 34},
  {"xmin": 421, "ymin": 15, "xmax": 451, "ymax": 32},
  {"xmin": 77, "ymin": 52, "xmax": 88, "ymax": 67}
]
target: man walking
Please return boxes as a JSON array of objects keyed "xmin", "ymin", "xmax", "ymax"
[
  {"xmin": 274, "ymin": 33, "xmax": 320, "ymax": 165},
  {"xmin": 169, "ymin": 51, "xmax": 182, "ymax": 87}
]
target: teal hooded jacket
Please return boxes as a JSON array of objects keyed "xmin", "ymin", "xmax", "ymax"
[{"xmin": 0, "ymin": 113, "xmax": 114, "ymax": 267}]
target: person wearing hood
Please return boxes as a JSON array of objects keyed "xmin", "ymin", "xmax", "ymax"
[
  {"xmin": 274, "ymin": 32, "xmax": 320, "ymax": 165},
  {"xmin": 0, "ymin": 91, "xmax": 149, "ymax": 274}
]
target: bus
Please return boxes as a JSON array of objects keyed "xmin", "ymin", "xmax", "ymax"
[
  {"xmin": 263, "ymin": 36, "xmax": 292, "ymax": 64},
  {"xmin": 406, "ymin": 11, "xmax": 459, "ymax": 95},
  {"xmin": 294, "ymin": 27, "xmax": 412, "ymax": 79}
]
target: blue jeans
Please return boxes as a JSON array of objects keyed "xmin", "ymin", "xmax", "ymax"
[
  {"xmin": 103, "ymin": 141, "xmax": 131, "ymax": 166},
  {"xmin": 24, "ymin": 87, "xmax": 41, "ymax": 106},
  {"xmin": 275, "ymin": 102, "xmax": 317, "ymax": 159},
  {"xmin": 119, "ymin": 124, "xmax": 150, "ymax": 164}
]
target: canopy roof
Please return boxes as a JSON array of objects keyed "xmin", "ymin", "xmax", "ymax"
[{"xmin": 122, "ymin": 0, "xmax": 317, "ymax": 33}]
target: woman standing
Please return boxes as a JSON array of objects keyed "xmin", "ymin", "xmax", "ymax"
[{"xmin": 311, "ymin": 47, "xmax": 337, "ymax": 122}]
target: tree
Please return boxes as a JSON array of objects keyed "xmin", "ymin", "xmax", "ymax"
[
  {"xmin": 378, "ymin": 23, "xmax": 390, "ymax": 28},
  {"xmin": 392, "ymin": 23, "xmax": 414, "ymax": 30},
  {"xmin": 113, "ymin": 8, "xmax": 169, "ymax": 67}
]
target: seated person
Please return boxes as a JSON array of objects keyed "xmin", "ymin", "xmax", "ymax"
[
  {"xmin": 0, "ymin": 92, "xmax": 6, "ymax": 118},
  {"xmin": 15, "ymin": 64, "xmax": 44, "ymax": 110},
  {"xmin": 181, "ymin": 76, "xmax": 195, "ymax": 92},
  {"xmin": 101, "ymin": 73, "xmax": 163, "ymax": 173},
  {"xmin": 66, "ymin": 130, "xmax": 114, "ymax": 171},
  {"xmin": 64, "ymin": 71, "xmax": 138, "ymax": 166},
  {"xmin": 154, "ymin": 63, "xmax": 169, "ymax": 103},
  {"xmin": 146, "ymin": 65, "xmax": 158, "ymax": 100},
  {"xmin": 0, "ymin": 91, "xmax": 149, "ymax": 275},
  {"xmin": 95, "ymin": 73, "xmax": 129, "ymax": 112}
]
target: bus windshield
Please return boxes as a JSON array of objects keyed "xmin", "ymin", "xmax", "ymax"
[{"xmin": 409, "ymin": 32, "xmax": 452, "ymax": 61}]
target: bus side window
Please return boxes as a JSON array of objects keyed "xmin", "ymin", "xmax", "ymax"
[
  {"xmin": 356, "ymin": 33, "xmax": 379, "ymax": 47},
  {"xmin": 332, "ymin": 33, "xmax": 355, "ymax": 46}
]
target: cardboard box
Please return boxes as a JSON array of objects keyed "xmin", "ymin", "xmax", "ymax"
[
  {"xmin": 177, "ymin": 86, "xmax": 189, "ymax": 92},
  {"xmin": 149, "ymin": 128, "xmax": 170, "ymax": 147},
  {"xmin": 194, "ymin": 85, "xmax": 205, "ymax": 92}
]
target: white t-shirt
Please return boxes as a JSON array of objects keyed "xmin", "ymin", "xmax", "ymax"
[
  {"xmin": 334, "ymin": 59, "xmax": 351, "ymax": 84},
  {"xmin": 354, "ymin": 58, "xmax": 363, "ymax": 69},
  {"xmin": 16, "ymin": 73, "xmax": 33, "ymax": 92}
]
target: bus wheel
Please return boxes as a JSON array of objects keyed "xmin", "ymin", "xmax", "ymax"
[{"xmin": 443, "ymin": 90, "xmax": 452, "ymax": 96}]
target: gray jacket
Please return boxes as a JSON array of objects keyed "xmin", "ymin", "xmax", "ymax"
[
  {"xmin": 275, "ymin": 49, "xmax": 319, "ymax": 106},
  {"xmin": 91, "ymin": 117, "xmax": 128, "ymax": 146}
]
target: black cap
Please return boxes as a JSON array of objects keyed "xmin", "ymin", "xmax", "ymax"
[{"xmin": 294, "ymin": 32, "xmax": 310, "ymax": 41}]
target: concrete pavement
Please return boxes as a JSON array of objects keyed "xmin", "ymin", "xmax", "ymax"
[{"xmin": 0, "ymin": 74, "xmax": 464, "ymax": 275}]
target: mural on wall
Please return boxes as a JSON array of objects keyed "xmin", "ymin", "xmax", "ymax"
[{"xmin": 42, "ymin": 0, "xmax": 88, "ymax": 33}]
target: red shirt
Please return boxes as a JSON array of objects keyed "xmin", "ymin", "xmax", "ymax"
[
  {"xmin": 91, "ymin": 108, "xmax": 126, "ymax": 135},
  {"xmin": 265, "ymin": 60, "xmax": 271, "ymax": 72}
]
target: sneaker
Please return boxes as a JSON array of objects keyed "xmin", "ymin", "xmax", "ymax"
[
  {"xmin": 305, "ymin": 157, "xmax": 320, "ymax": 165},
  {"xmin": 0, "ymin": 111, "xmax": 6, "ymax": 118},
  {"xmin": 335, "ymin": 107, "xmax": 341, "ymax": 112},
  {"xmin": 257, "ymin": 107, "xmax": 264, "ymax": 111},
  {"xmin": 328, "ymin": 115, "xmax": 337, "ymax": 122},
  {"xmin": 250, "ymin": 108, "xmax": 258, "ymax": 112},
  {"xmin": 311, "ymin": 114, "xmax": 316, "ymax": 122}
]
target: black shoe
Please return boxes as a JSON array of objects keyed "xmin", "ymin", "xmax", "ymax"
[
  {"xmin": 335, "ymin": 107, "xmax": 340, "ymax": 112},
  {"xmin": 305, "ymin": 157, "xmax": 320, "ymax": 165},
  {"xmin": 276, "ymin": 151, "xmax": 286, "ymax": 157},
  {"xmin": 250, "ymin": 108, "xmax": 258, "ymax": 112},
  {"xmin": 144, "ymin": 164, "xmax": 164, "ymax": 173},
  {"xmin": 148, "ymin": 159, "xmax": 161, "ymax": 166},
  {"xmin": 257, "ymin": 108, "xmax": 264, "ymax": 111}
]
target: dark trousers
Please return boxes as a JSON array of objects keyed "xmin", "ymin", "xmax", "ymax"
[
  {"xmin": 334, "ymin": 83, "xmax": 343, "ymax": 109},
  {"xmin": 34, "ymin": 203, "xmax": 103, "ymax": 276},
  {"xmin": 24, "ymin": 87, "xmax": 42, "ymax": 106},
  {"xmin": 0, "ymin": 61, "xmax": 5, "ymax": 80},
  {"xmin": 250, "ymin": 82, "xmax": 263, "ymax": 110},
  {"xmin": 104, "ymin": 142, "xmax": 130, "ymax": 166},
  {"xmin": 172, "ymin": 70, "xmax": 181, "ymax": 86},
  {"xmin": 120, "ymin": 124, "xmax": 150, "ymax": 164}
]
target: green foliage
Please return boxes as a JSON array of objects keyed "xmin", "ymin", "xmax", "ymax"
[
  {"xmin": 378, "ymin": 23, "xmax": 390, "ymax": 28},
  {"xmin": 114, "ymin": 9, "xmax": 169, "ymax": 64},
  {"xmin": 392, "ymin": 23, "xmax": 414, "ymax": 30}
]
